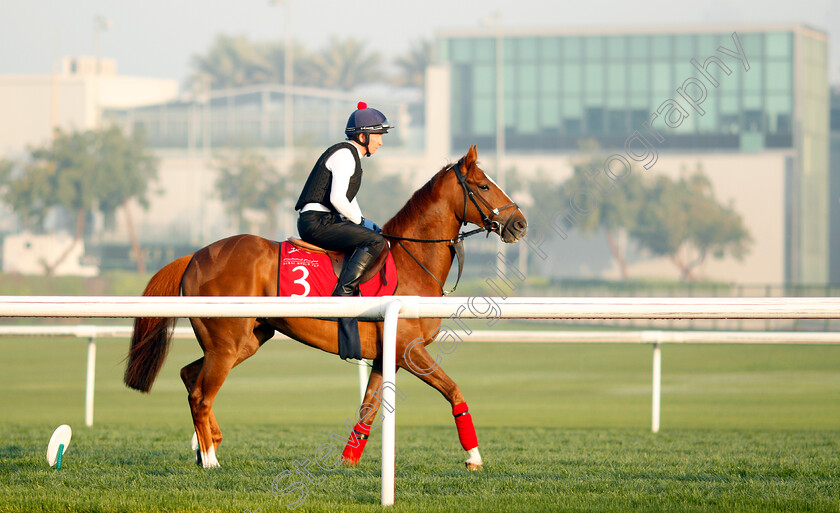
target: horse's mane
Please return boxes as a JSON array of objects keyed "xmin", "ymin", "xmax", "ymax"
[{"xmin": 382, "ymin": 162, "xmax": 454, "ymax": 236}]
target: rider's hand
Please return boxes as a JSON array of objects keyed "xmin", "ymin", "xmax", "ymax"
[{"xmin": 361, "ymin": 217, "xmax": 382, "ymax": 233}]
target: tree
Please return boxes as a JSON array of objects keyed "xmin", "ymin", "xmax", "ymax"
[
  {"xmin": 212, "ymin": 147, "xmax": 285, "ymax": 234},
  {"xmin": 631, "ymin": 168, "xmax": 752, "ymax": 281},
  {"xmin": 556, "ymin": 141, "xmax": 645, "ymax": 280},
  {"xmin": 308, "ymin": 37, "xmax": 384, "ymax": 90},
  {"xmin": 0, "ymin": 126, "xmax": 159, "ymax": 274},
  {"xmin": 392, "ymin": 39, "xmax": 432, "ymax": 90},
  {"xmin": 188, "ymin": 34, "xmax": 271, "ymax": 91}
]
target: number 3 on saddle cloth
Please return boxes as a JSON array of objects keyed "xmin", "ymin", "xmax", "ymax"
[{"xmin": 277, "ymin": 239, "xmax": 398, "ymax": 360}]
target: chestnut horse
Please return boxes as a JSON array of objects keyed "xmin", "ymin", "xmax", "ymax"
[{"xmin": 124, "ymin": 146, "xmax": 527, "ymax": 470}]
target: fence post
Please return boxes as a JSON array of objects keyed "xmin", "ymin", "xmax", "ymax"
[
  {"xmin": 381, "ymin": 299, "xmax": 402, "ymax": 507},
  {"xmin": 85, "ymin": 334, "xmax": 97, "ymax": 427},
  {"xmin": 644, "ymin": 331, "xmax": 663, "ymax": 434}
]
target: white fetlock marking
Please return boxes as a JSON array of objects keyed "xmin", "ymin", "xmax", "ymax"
[
  {"xmin": 201, "ymin": 446, "xmax": 220, "ymax": 469},
  {"xmin": 466, "ymin": 447, "xmax": 483, "ymax": 466}
]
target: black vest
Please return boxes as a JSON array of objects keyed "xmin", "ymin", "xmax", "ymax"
[{"xmin": 295, "ymin": 142, "xmax": 363, "ymax": 212}]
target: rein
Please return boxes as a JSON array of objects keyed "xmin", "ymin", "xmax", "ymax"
[{"xmin": 381, "ymin": 163, "xmax": 520, "ymax": 296}]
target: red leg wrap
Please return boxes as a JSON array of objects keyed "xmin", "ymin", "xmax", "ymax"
[
  {"xmin": 452, "ymin": 403, "xmax": 478, "ymax": 451},
  {"xmin": 341, "ymin": 422, "xmax": 371, "ymax": 465}
]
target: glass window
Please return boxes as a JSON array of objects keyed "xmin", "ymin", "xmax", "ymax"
[
  {"xmin": 585, "ymin": 64, "xmax": 605, "ymax": 94},
  {"xmin": 765, "ymin": 60, "xmax": 792, "ymax": 91},
  {"xmin": 451, "ymin": 39, "xmax": 473, "ymax": 62},
  {"xmin": 473, "ymin": 65, "xmax": 496, "ymax": 96},
  {"xmin": 520, "ymin": 38, "xmax": 539, "ymax": 62},
  {"xmin": 630, "ymin": 109, "xmax": 649, "ymax": 127},
  {"xmin": 474, "ymin": 38, "xmax": 495, "ymax": 62},
  {"xmin": 766, "ymin": 93, "xmax": 792, "ymax": 132},
  {"xmin": 718, "ymin": 66, "xmax": 739, "ymax": 94},
  {"xmin": 563, "ymin": 96, "xmax": 583, "ymax": 116},
  {"xmin": 720, "ymin": 94, "xmax": 739, "ymax": 114},
  {"xmin": 607, "ymin": 36, "xmax": 626, "ymax": 60},
  {"xmin": 519, "ymin": 98, "xmax": 539, "ymax": 133},
  {"xmin": 541, "ymin": 97, "xmax": 560, "ymax": 128},
  {"xmin": 607, "ymin": 93, "xmax": 627, "ymax": 108},
  {"xmin": 503, "ymin": 66, "xmax": 516, "ymax": 97},
  {"xmin": 608, "ymin": 110, "xmax": 627, "ymax": 133},
  {"xmin": 743, "ymin": 60, "xmax": 762, "ymax": 92},
  {"xmin": 739, "ymin": 33, "xmax": 763, "ymax": 59},
  {"xmin": 541, "ymin": 37, "xmax": 561, "ymax": 60},
  {"xmin": 585, "ymin": 37, "xmax": 605, "ymax": 59},
  {"xmin": 696, "ymin": 103, "xmax": 717, "ymax": 132},
  {"xmin": 743, "ymin": 91, "xmax": 762, "ymax": 109},
  {"xmin": 608, "ymin": 64, "xmax": 626, "ymax": 94},
  {"xmin": 696, "ymin": 34, "xmax": 719, "ymax": 59},
  {"xmin": 652, "ymin": 62, "xmax": 672, "ymax": 95},
  {"xmin": 472, "ymin": 98, "xmax": 495, "ymax": 135},
  {"xmin": 674, "ymin": 35, "xmax": 695, "ymax": 59},
  {"xmin": 540, "ymin": 64, "xmax": 560, "ymax": 94},
  {"xmin": 562, "ymin": 63, "xmax": 582, "ymax": 93},
  {"xmin": 629, "ymin": 63, "xmax": 649, "ymax": 93},
  {"xmin": 651, "ymin": 35, "xmax": 671, "ymax": 59},
  {"xmin": 586, "ymin": 107, "xmax": 604, "ymax": 134},
  {"xmin": 438, "ymin": 39, "xmax": 450, "ymax": 63},
  {"xmin": 628, "ymin": 35, "xmax": 648, "ymax": 60},
  {"xmin": 765, "ymin": 32, "xmax": 792, "ymax": 58},
  {"xmin": 503, "ymin": 38, "xmax": 516, "ymax": 63},
  {"xmin": 564, "ymin": 37, "xmax": 582, "ymax": 60},
  {"xmin": 519, "ymin": 65, "xmax": 538, "ymax": 95},
  {"xmin": 630, "ymin": 95, "xmax": 650, "ymax": 109}
]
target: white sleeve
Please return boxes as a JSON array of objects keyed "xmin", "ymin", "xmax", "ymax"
[{"xmin": 325, "ymin": 148, "xmax": 364, "ymax": 224}]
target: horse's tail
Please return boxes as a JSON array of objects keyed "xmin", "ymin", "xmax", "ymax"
[{"xmin": 124, "ymin": 253, "xmax": 194, "ymax": 393}]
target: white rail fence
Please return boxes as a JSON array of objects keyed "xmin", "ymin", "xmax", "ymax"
[{"xmin": 1, "ymin": 295, "xmax": 840, "ymax": 507}]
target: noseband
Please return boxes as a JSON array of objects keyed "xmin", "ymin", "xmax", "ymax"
[{"xmin": 451, "ymin": 163, "xmax": 520, "ymax": 239}]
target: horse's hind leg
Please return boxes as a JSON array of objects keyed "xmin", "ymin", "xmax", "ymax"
[
  {"xmin": 401, "ymin": 342, "xmax": 483, "ymax": 470},
  {"xmin": 186, "ymin": 319, "xmax": 274, "ymax": 468},
  {"xmin": 181, "ymin": 358, "xmax": 223, "ymax": 465}
]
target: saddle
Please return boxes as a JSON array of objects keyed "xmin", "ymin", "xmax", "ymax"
[{"xmin": 287, "ymin": 237, "xmax": 390, "ymax": 285}]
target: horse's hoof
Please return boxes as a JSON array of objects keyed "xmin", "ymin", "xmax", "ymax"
[{"xmin": 465, "ymin": 462, "xmax": 483, "ymax": 471}]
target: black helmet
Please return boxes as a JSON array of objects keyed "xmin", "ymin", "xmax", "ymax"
[{"xmin": 345, "ymin": 102, "xmax": 393, "ymax": 135}]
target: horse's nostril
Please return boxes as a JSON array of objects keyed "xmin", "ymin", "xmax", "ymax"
[{"xmin": 514, "ymin": 220, "xmax": 526, "ymax": 231}]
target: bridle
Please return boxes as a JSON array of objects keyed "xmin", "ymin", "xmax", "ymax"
[{"xmin": 382, "ymin": 162, "xmax": 522, "ymax": 295}]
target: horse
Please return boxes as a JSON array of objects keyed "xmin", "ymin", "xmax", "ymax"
[{"xmin": 124, "ymin": 145, "xmax": 528, "ymax": 470}]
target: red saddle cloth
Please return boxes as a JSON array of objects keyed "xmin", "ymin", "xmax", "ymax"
[{"xmin": 278, "ymin": 241, "xmax": 398, "ymax": 297}]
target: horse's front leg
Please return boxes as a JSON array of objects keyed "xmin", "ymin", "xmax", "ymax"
[
  {"xmin": 340, "ymin": 359, "xmax": 384, "ymax": 465},
  {"xmin": 401, "ymin": 341, "xmax": 483, "ymax": 470}
]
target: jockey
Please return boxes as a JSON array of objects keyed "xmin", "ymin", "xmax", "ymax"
[{"xmin": 295, "ymin": 102, "xmax": 391, "ymax": 297}]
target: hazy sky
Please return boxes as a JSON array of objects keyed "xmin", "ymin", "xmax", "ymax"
[{"xmin": 2, "ymin": 0, "xmax": 839, "ymax": 87}]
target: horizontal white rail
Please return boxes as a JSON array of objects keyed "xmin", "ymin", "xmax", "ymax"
[
  {"xmin": 1, "ymin": 296, "xmax": 840, "ymax": 319},
  {"xmin": 3, "ymin": 325, "xmax": 840, "ymax": 345}
]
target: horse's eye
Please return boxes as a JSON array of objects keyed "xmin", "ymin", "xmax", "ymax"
[{"xmin": 478, "ymin": 184, "xmax": 490, "ymax": 191}]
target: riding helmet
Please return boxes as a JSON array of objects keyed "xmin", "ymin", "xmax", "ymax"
[{"xmin": 345, "ymin": 102, "xmax": 394, "ymax": 135}]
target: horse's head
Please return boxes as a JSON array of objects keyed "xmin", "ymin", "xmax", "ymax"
[{"xmin": 451, "ymin": 146, "xmax": 528, "ymax": 243}]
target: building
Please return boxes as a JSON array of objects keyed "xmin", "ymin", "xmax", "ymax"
[
  {"xmin": 0, "ymin": 56, "xmax": 178, "ymax": 158},
  {"xmin": 432, "ymin": 24, "xmax": 830, "ymax": 285}
]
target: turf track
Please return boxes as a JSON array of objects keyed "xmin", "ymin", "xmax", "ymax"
[{"xmin": 1, "ymin": 332, "xmax": 838, "ymax": 512}]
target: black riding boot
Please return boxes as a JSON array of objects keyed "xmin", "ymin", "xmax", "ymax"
[
  {"xmin": 333, "ymin": 247, "xmax": 377, "ymax": 297},
  {"xmin": 333, "ymin": 247, "xmax": 377, "ymax": 361}
]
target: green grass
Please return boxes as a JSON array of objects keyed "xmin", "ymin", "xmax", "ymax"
[{"xmin": 1, "ymin": 334, "xmax": 839, "ymax": 512}]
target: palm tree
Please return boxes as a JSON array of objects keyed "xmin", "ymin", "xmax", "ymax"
[
  {"xmin": 189, "ymin": 35, "xmax": 270, "ymax": 90},
  {"xmin": 392, "ymin": 39, "xmax": 433, "ymax": 90},
  {"xmin": 309, "ymin": 37, "xmax": 384, "ymax": 89}
]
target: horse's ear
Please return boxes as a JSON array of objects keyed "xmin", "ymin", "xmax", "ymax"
[{"xmin": 464, "ymin": 145, "xmax": 478, "ymax": 169}]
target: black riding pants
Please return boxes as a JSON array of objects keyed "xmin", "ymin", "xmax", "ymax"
[{"xmin": 297, "ymin": 211, "xmax": 386, "ymax": 259}]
